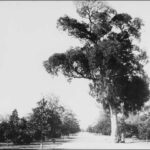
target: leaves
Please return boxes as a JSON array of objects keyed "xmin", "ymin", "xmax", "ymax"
[
  {"xmin": 57, "ymin": 16, "xmax": 97, "ymax": 42},
  {"xmin": 44, "ymin": 0, "xmax": 149, "ymax": 114}
]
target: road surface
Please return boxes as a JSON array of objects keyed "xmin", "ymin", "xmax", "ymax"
[
  {"xmin": 56, "ymin": 132, "xmax": 150, "ymax": 149},
  {"xmin": 0, "ymin": 132, "xmax": 150, "ymax": 149}
]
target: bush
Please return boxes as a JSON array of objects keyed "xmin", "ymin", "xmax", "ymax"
[
  {"xmin": 9, "ymin": 117, "xmax": 34, "ymax": 144},
  {"xmin": 88, "ymin": 112, "xmax": 150, "ymax": 140},
  {"xmin": 125, "ymin": 113, "xmax": 150, "ymax": 140},
  {"xmin": 124, "ymin": 123, "xmax": 138, "ymax": 138},
  {"xmin": 137, "ymin": 119, "xmax": 150, "ymax": 140},
  {"xmin": 88, "ymin": 114, "xmax": 111, "ymax": 135},
  {"xmin": 0, "ymin": 121, "xmax": 8, "ymax": 142},
  {"xmin": 12, "ymin": 132, "xmax": 33, "ymax": 145},
  {"xmin": 87, "ymin": 115, "xmax": 139, "ymax": 138},
  {"xmin": 96, "ymin": 117, "xmax": 111, "ymax": 135}
]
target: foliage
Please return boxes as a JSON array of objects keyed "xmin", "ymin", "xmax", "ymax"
[
  {"xmin": 29, "ymin": 96, "xmax": 63, "ymax": 140},
  {"xmin": 0, "ymin": 95, "xmax": 80, "ymax": 144},
  {"xmin": 137, "ymin": 110, "xmax": 150, "ymax": 140},
  {"xmin": 95, "ymin": 114, "xmax": 110, "ymax": 135},
  {"xmin": 46, "ymin": 96, "xmax": 64, "ymax": 138},
  {"xmin": 29, "ymin": 95, "xmax": 80, "ymax": 140},
  {"xmin": 0, "ymin": 110, "xmax": 34, "ymax": 144},
  {"xmin": 138, "ymin": 119, "xmax": 150, "ymax": 140},
  {"xmin": 8, "ymin": 110, "xmax": 34, "ymax": 144},
  {"xmin": 87, "ymin": 113, "xmax": 111, "ymax": 135},
  {"xmin": 8, "ymin": 109, "xmax": 20, "ymax": 142},
  {"xmin": 124, "ymin": 123, "xmax": 138, "ymax": 138},
  {"xmin": 44, "ymin": 0, "xmax": 149, "ymax": 117},
  {"xmin": 123, "ymin": 112, "xmax": 150, "ymax": 139},
  {"xmin": 86, "ymin": 113, "xmax": 141, "ymax": 138},
  {"xmin": 29, "ymin": 98, "xmax": 51, "ymax": 140},
  {"xmin": 87, "ymin": 126, "xmax": 94, "ymax": 133},
  {"xmin": 11, "ymin": 117, "xmax": 33, "ymax": 144},
  {"xmin": 61, "ymin": 110, "xmax": 80, "ymax": 136},
  {"xmin": 43, "ymin": 0, "xmax": 149, "ymax": 142},
  {"xmin": 0, "ymin": 121, "xmax": 9, "ymax": 142}
]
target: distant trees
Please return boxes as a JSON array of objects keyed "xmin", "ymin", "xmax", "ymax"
[
  {"xmin": 16, "ymin": 117, "xmax": 33, "ymax": 144},
  {"xmin": 87, "ymin": 112, "xmax": 111, "ymax": 135},
  {"xmin": 0, "ymin": 109, "xmax": 33, "ymax": 144},
  {"xmin": 0, "ymin": 95, "xmax": 80, "ymax": 145},
  {"xmin": 2, "ymin": 109, "xmax": 33, "ymax": 144},
  {"xmin": 61, "ymin": 110, "xmax": 80, "ymax": 136},
  {"xmin": 0, "ymin": 121, "xmax": 9, "ymax": 142},
  {"xmin": 30, "ymin": 98, "xmax": 51, "ymax": 141},
  {"xmin": 8, "ymin": 109, "xmax": 20, "ymax": 144},
  {"xmin": 87, "ymin": 105, "xmax": 150, "ymax": 141}
]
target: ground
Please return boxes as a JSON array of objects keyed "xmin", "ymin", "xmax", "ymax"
[{"xmin": 0, "ymin": 132, "xmax": 150, "ymax": 149}]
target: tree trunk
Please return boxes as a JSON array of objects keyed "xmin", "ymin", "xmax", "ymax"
[
  {"xmin": 120, "ymin": 117, "xmax": 125, "ymax": 143},
  {"xmin": 109, "ymin": 104, "xmax": 119, "ymax": 143},
  {"xmin": 120, "ymin": 103, "xmax": 125, "ymax": 143},
  {"xmin": 121, "ymin": 132, "xmax": 125, "ymax": 143}
]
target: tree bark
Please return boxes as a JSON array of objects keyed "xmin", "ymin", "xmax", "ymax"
[
  {"xmin": 120, "ymin": 103, "xmax": 125, "ymax": 143},
  {"xmin": 109, "ymin": 104, "xmax": 119, "ymax": 143},
  {"xmin": 120, "ymin": 116, "xmax": 125, "ymax": 143}
]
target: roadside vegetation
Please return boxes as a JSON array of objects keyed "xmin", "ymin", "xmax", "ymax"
[
  {"xmin": 0, "ymin": 95, "xmax": 80, "ymax": 145},
  {"xmin": 87, "ymin": 103, "xmax": 150, "ymax": 141}
]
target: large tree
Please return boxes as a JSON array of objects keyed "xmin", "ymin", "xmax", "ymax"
[{"xmin": 44, "ymin": 0, "xmax": 150, "ymax": 142}]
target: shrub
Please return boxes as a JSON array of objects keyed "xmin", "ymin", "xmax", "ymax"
[
  {"xmin": 87, "ymin": 115, "xmax": 139, "ymax": 137},
  {"xmin": 124, "ymin": 123, "xmax": 138, "ymax": 138},
  {"xmin": 88, "ymin": 114, "xmax": 111, "ymax": 135},
  {"xmin": 137, "ymin": 119, "xmax": 150, "ymax": 140},
  {"xmin": 96, "ymin": 116, "xmax": 111, "ymax": 135},
  {"xmin": 0, "ymin": 122, "xmax": 7, "ymax": 142},
  {"xmin": 12, "ymin": 132, "xmax": 33, "ymax": 145}
]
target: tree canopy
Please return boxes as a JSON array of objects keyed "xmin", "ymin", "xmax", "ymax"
[{"xmin": 44, "ymin": 0, "xmax": 149, "ymax": 115}]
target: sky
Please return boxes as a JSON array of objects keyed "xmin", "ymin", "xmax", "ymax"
[{"xmin": 0, "ymin": 1, "xmax": 150, "ymax": 129}]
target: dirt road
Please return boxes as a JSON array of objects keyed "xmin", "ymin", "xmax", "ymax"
[
  {"xmin": 56, "ymin": 132, "xmax": 150, "ymax": 149},
  {"xmin": 0, "ymin": 132, "xmax": 150, "ymax": 149}
]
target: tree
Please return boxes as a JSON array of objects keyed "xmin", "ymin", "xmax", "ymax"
[
  {"xmin": 11, "ymin": 117, "xmax": 33, "ymax": 145},
  {"xmin": 30, "ymin": 96, "xmax": 64, "ymax": 141},
  {"xmin": 44, "ymin": 95, "xmax": 64, "ymax": 138},
  {"xmin": 9, "ymin": 109, "xmax": 19, "ymax": 126},
  {"xmin": 61, "ymin": 110, "xmax": 80, "ymax": 136},
  {"xmin": 8, "ymin": 109, "xmax": 20, "ymax": 143},
  {"xmin": 0, "ymin": 121, "xmax": 9, "ymax": 142},
  {"xmin": 43, "ymin": 0, "xmax": 150, "ymax": 142},
  {"xmin": 7, "ymin": 109, "xmax": 33, "ymax": 144},
  {"xmin": 88, "ymin": 113, "xmax": 111, "ymax": 135},
  {"xmin": 30, "ymin": 98, "xmax": 51, "ymax": 142}
]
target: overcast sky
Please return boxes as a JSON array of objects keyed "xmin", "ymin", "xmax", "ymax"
[{"xmin": 0, "ymin": 1, "xmax": 150, "ymax": 129}]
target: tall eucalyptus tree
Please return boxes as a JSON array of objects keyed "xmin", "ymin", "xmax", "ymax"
[{"xmin": 44, "ymin": 1, "xmax": 149, "ymax": 142}]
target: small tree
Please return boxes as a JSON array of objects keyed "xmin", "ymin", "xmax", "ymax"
[
  {"xmin": 13, "ymin": 117, "xmax": 33, "ymax": 144},
  {"xmin": 46, "ymin": 96, "xmax": 64, "ymax": 138},
  {"xmin": 30, "ymin": 96, "xmax": 64, "ymax": 141},
  {"xmin": 61, "ymin": 110, "xmax": 80, "ymax": 136},
  {"xmin": 8, "ymin": 109, "xmax": 20, "ymax": 143},
  {"xmin": 44, "ymin": 0, "xmax": 150, "ymax": 142},
  {"xmin": 30, "ymin": 98, "xmax": 51, "ymax": 142}
]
